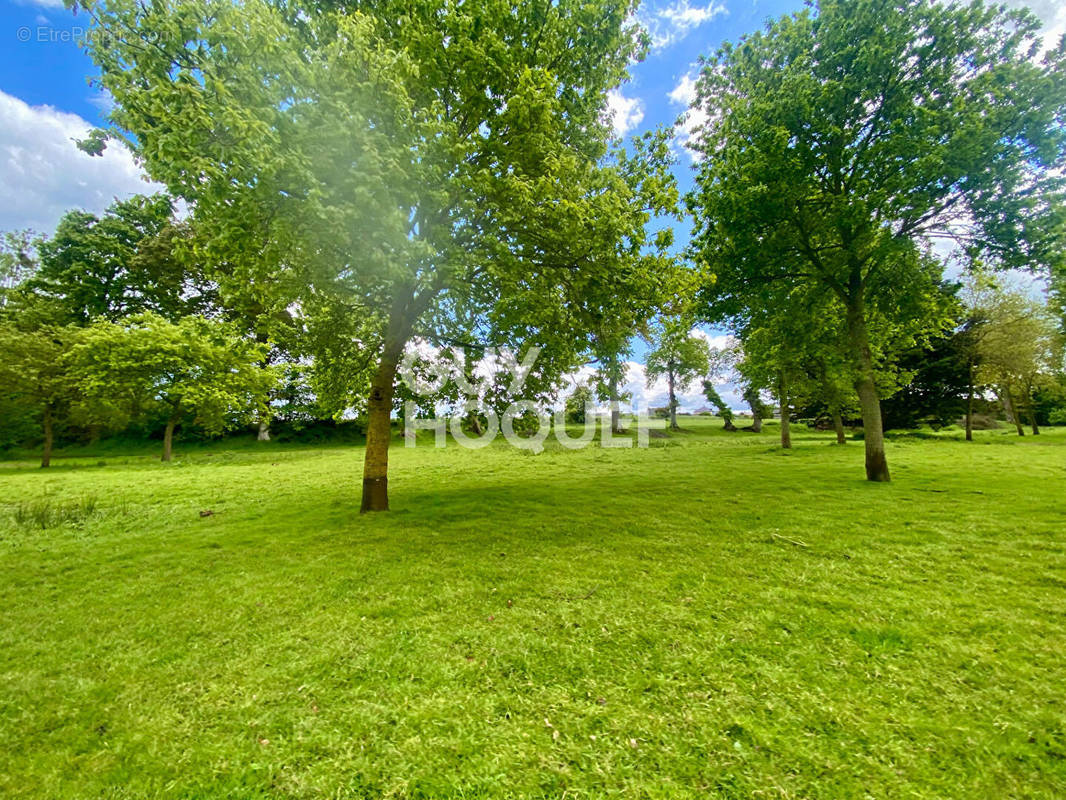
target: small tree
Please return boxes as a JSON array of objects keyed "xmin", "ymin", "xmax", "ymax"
[
  {"xmin": 645, "ymin": 319, "xmax": 711, "ymax": 431},
  {"xmin": 975, "ymin": 288, "xmax": 1061, "ymax": 436},
  {"xmin": 565, "ymin": 383, "xmax": 595, "ymax": 425},
  {"xmin": 700, "ymin": 380, "xmax": 735, "ymax": 431},
  {"xmin": 74, "ymin": 314, "xmax": 277, "ymax": 461},
  {"xmin": 0, "ymin": 230, "xmax": 39, "ymax": 309},
  {"xmin": 0, "ymin": 324, "xmax": 84, "ymax": 467},
  {"xmin": 701, "ymin": 340, "xmax": 739, "ymax": 431}
]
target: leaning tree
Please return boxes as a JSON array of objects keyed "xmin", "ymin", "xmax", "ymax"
[
  {"xmin": 77, "ymin": 0, "xmax": 678, "ymax": 511},
  {"xmin": 686, "ymin": 0, "xmax": 1066, "ymax": 481}
]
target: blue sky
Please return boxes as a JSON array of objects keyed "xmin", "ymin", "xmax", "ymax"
[{"xmin": 2, "ymin": 0, "xmax": 1062, "ymax": 411}]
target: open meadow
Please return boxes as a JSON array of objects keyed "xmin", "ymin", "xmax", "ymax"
[{"xmin": 2, "ymin": 420, "xmax": 1065, "ymax": 798}]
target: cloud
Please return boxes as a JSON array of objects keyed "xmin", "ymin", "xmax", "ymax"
[
  {"xmin": 1003, "ymin": 0, "xmax": 1066, "ymax": 53},
  {"xmin": 0, "ymin": 90, "xmax": 159, "ymax": 234},
  {"xmin": 668, "ymin": 69, "xmax": 711, "ymax": 161},
  {"xmin": 643, "ymin": 0, "xmax": 728, "ymax": 51},
  {"xmin": 605, "ymin": 89, "xmax": 645, "ymax": 137},
  {"xmin": 689, "ymin": 327, "xmax": 733, "ymax": 353},
  {"xmin": 86, "ymin": 89, "xmax": 117, "ymax": 115}
]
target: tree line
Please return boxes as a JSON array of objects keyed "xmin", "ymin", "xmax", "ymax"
[{"xmin": 1, "ymin": 0, "xmax": 1064, "ymax": 510}]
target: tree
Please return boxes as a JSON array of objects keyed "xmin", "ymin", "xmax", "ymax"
[
  {"xmin": 700, "ymin": 380, "xmax": 735, "ymax": 430},
  {"xmin": 700, "ymin": 339, "xmax": 738, "ymax": 431},
  {"xmin": 686, "ymin": 0, "xmax": 1066, "ymax": 481},
  {"xmin": 645, "ymin": 319, "xmax": 710, "ymax": 431},
  {"xmin": 593, "ymin": 349, "xmax": 631, "ymax": 434},
  {"xmin": 26, "ymin": 195, "xmax": 214, "ymax": 325},
  {"xmin": 879, "ymin": 324, "xmax": 972, "ymax": 432},
  {"xmin": 0, "ymin": 324, "xmax": 83, "ymax": 467},
  {"xmin": 73, "ymin": 314, "xmax": 276, "ymax": 461},
  {"xmin": 565, "ymin": 383, "xmax": 595, "ymax": 425},
  {"xmin": 975, "ymin": 287, "xmax": 1062, "ymax": 437},
  {"xmin": 79, "ymin": 0, "xmax": 678, "ymax": 511},
  {"xmin": 0, "ymin": 230, "xmax": 39, "ymax": 309}
]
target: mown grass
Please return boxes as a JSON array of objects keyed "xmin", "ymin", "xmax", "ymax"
[{"xmin": 1, "ymin": 419, "xmax": 1065, "ymax": 798}]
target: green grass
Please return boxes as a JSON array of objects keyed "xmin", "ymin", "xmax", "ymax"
[{"xmin": 2, "ymin": 419, "xmax": 1065, "ymax": 798}]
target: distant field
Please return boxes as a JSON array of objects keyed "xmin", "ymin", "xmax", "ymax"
[{"xmin": 2, "ymin": 419, "xmax": 1065, "ymax": 798}]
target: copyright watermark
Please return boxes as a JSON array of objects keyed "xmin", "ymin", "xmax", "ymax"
[
  {"xmin": 405, "ymin": 403, "xmax": 663, "ymax": 453},
  {"xmin": 16, "ymin": 25, "xmax": 100, "ymax": 44},
  {"xmin": 397, "ymin": 345, "xmax": 663, "ymax": 452}
]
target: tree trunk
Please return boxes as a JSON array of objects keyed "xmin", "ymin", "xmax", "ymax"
[
  {"xmin": 847, "ymin": 300, "xmax": 890, "ymax": 482},
  {"xmin": 778, "ymin": 371, "xmax": 791, "ymax": 449},
  {"xmin": 468, "ymin": 413, "xmax": 484, "ymax": 436},
  {"xmin": 746, "ymin": 389, "xmax": 762, "ymax": 433},
  {"xmin": 257, "ymin": 417, "xmax": 271, "ymax": 441},
  {"xmin": 609, "ymin": 373, "xmax": 623, "ymax": 434},
  {"xmin": 1001, "ymin": 387, "xmax": 1024, "ymax": 436},
  {"xmin": 821, "ymin": 370, "xmax": 846, "ymax": 445},
  {"xmin": 668, "ymin": 370, "xmax": 678, "ymax": 431},
  {"xmin": 361, "ymin": 352, "xmax": 400, "ymax": 512},
  {"xmin": 965, "ymin": 364, "xmax": 974, "ymax": 442},
  {"xmin": 1026, "ymin": 384, "xmax": 1040, "ymax": 435},
  {"xmin": 831, "ymin": 407, "xmax": 846, "ymax": 445},
  {"xmin": 41, "ymin": 405, "xmax": 54, "ymax": 469},
  {"xmin": 162, "ymin": 405, "xmax": 180, "ymax": 462}
]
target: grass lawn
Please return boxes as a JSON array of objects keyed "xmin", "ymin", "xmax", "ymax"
[{"xmin": 1, "ymin": 419, "xmax": 1065, "ymax": 798}]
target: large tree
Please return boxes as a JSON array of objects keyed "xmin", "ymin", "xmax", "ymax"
[
  {"xmin": 686, "ymin": 0, "xmax": 1066, "ymax": 481},
  {"xmin": 26, "ymin": 195, "xmax": 214, "ymax": 325},
  {"xmin": 974, "ymin": 285, "xmax": 1062, "ymax": 436},
  {"xmin": 78, "ymin": 0, "xmax": 676, "ymax": 511}
]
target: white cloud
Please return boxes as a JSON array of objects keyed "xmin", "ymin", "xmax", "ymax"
[
  {"xmin": 605, "ymin": 89, "xmax": 645, "ymax": 138},
  {"xmin": 689, "ymin": 327, "xmax": 732, "ymax": 352},
  {"xmin": 15, "ymin": 0, "xmax": 64, "ymax": 8},
  {"xmin": 1003, "ymin": 0, "xmax": 1066, "ymax": 54},
  {"xmin": 643, "ymin": 0, "xmax": 728, "ymax": 51},
  {"xmin": 0, "ymin": 90, "xmax": 159, "ymax": 234},
  {"xmin": 668, "ymin": 69, "xmax": 711, "ymax": 161},
  {"xmin": 86, "ymin": 89, "xmax": 117, "ymax": 115},
  {"xmin": 668, "ymin": 72, "xmax": 697, "ymax": 106}
]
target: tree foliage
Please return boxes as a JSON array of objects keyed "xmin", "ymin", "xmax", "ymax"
[
  {"xmin": 73, "ymin": 314, "xmax": 277, "ymax": 460},
  {"xmin": 686, "ymin": 0, "xmax": 1066, "ymax": 480},
  {"xmin": 0, "ymin": 324, "xmax": 84, "ymax": 466},
  {"xmin": 24, "ymin": 195, "xmax": 214, "ymax": 325}
]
